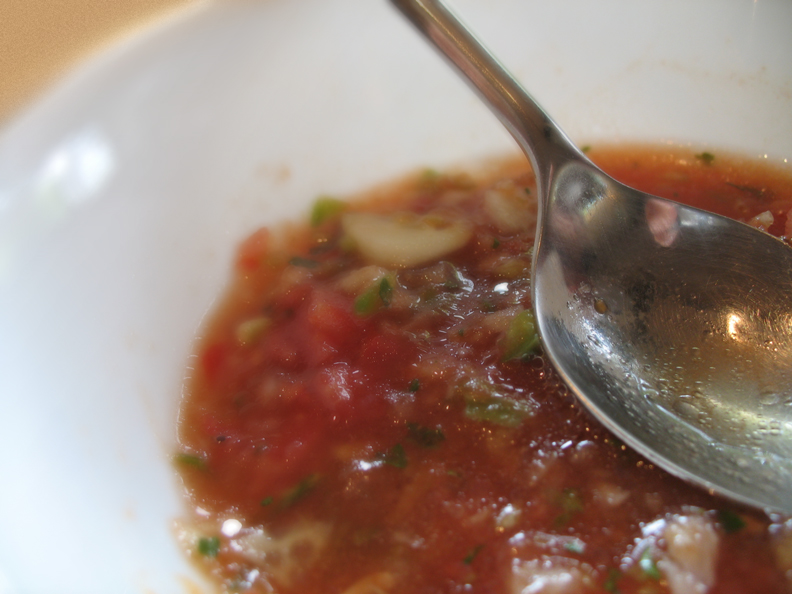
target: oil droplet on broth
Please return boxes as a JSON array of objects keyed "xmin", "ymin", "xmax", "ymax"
[{"xmin": 594, "ymin": 298, "xmax": 608, "ymax": 314}]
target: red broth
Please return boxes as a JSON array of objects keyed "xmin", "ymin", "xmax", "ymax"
[{"xmin": 176, "ymin": 146, "xmax": 792, "ymax": 594}]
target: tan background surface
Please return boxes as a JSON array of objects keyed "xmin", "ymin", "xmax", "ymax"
[{"xmin": 0, "ymin": 0, "xmax": 201, "ymax": 124}]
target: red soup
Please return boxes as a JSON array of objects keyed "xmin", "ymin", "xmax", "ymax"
[{"xmin": 176, "ymin": 147, "xmax": 792, "ymax": 594}]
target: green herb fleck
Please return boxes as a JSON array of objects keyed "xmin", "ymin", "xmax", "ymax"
[
  {"xmin": 354, "ymin": 276, "xmax": 395, "ymax": 316},
  {"xmin": 465, "ymin": 398, "xmax": 533, "ymax": 427},
  {"xmin": 463, "ymin": 544, "xmax": 484, "ymax": 565},
  {"xmin": 280, "ymin": 474, "xmax": 320, "ymax": 508},
  {"xmin": 447, "ymin": 469, "xmax": 462, "ymax": 478},
  {"xmin": 198, "ymin": 536, "xmax": 221, "ymax": 558},
  {"xmin": 408, "ymin": 378, "xmax": 420, "ymax": 392},
  {"xmin": 563, "ymin": 539, "xmax": 586, "ymax": 554},
  {"xmin": 554, "ymin": 488, "xmax": 584, "ymax": 526},
  {"xmin": 524, "ymin": 187, "xmax": 532, "ymax": 195},
  {"xmin": 378, "ymin": 277, "xmax": 393, "ymax": 306},
  {"xmin": 289, "ymin": 256, "xmax": 319, "ymax": 268},
  {"xmin": 560, "ymin": 488, "xmax": 583, "ymax": 512},
  {"xmin": 480, "ymin": 300, "xmax": 497, "ymax": 313},
  {"xmin": 310, "ymin": 196, "xmax": 346, "ymax": 226},
  {"xmin": 235, "ymin": 316, "xmax": 271, "ymax": 346},
  {"xmin": 354, "ymin": 285, "xmax": 379, "ymax": 315},
  {"xmin": 501, "ymin": 309, "xmax": 540, "ymax": 361},
  {"xmin": 695, "ymin": 151, "xmax": 715, "ymax": 165},
  {"xmin": 725, "ymin": 182, "xmax": 766, "ymax": 199},
  {"xmin": 717, "ymin": 509, "xmax": 746, "ymax": 534},
  {"xmin": 603, "ymin": 568, "xmax": 621, "ymax": 594},
  {"xmin": 379, "ymin": 443, "xmax": 408, "ymax": 468},
  {"xmin": 260, "ymin": 496, "xmax": 274, "ymax": 507},
  {"xmin": 492, "ymin": 238, "xmax": 501, "ymax": 249},
  {"xmin": 174, "ymin": 452, "xmax": 207, "ymax": 471},
  {"xmin": 581, "ymin": 145, "xmax": 592, "ymax": 153},
  {"xmin": 407, "ymin": 423, "xmax": 445, "ymax": 448},
  {"xmin": 420, "ymin": 287, "xmax": 438, "ymax": 303},
  {"xmin": 420, "ymin": 168, "xmax": 441, "ymax": 186},
  {"xmin": 639, "ymin": 548, "xmax": 661, "ymax": 580},
  {"xmin": 456, "ymin": 377, "xmax": 535, "ymax": 428}
]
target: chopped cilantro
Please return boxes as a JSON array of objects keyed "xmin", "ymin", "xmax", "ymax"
[
  {"xmin": 457, "ymin": 377, "xmax": 535, "ymax": 428},
  {"xmin": 407, "ymin": 423, "xmax": 445, "ymax": 448},
  {"xmin": 354, "ymin": 285, "xmax": 379, "ymax": 315},
  {"xmin": 581, "ymin": 145, "xmax": 592, "ymax": 153},
  {"xmin": 378, "ymin": 277, "xmax": 393, "ymax": 306},
  {"xmin": 554, "ymin": 488, "xmax": 584, "ymax": 526},
  {"xmin": 465, "ymin": 398, "xmax": 533, "ymax": 427},
  {"xmin": 639, "ymin": 548, "xmax": 661, "ymax": 580},
  {"xmin": 501, "ymin": 309, "xmax": 540, "ymax": 361},
  {"xmin": 725, "ymin": 182, "xmax": 766, "ymax": 199},
  {"xmin": 310, "ymin": 196, "xmax": 346, "ymax": 226},
  {"xmin": 280, "ymin": 474, "xmax": 320, "ymax": 508},
  {"xmin": 717, "ymin": 509, "xmax": 746, "ymax": 534},
  {"xmin": 198, "ymin": 536, "xmax": 221, "ymax": 558},
  {"xmin": 378, "ymin": 443, "xmax": 408, "ymax": 468},
  {"xmin": 560, "ymin": 488, "xmax": 583, "ymax": 513},
  {"xmin": 603, "ymin": 568, "xmax": 621, "ymax": 593},
  {"xmin": 492, "ymin": 238, "xmax": 501, "ymax": 249},
  {"xmin": 354, "ymin": 276, "xmax": 395, "ymax": 315},
  {"xmin": 420, "ymin": 286, "xmax": 438, "ymax": 302},
  {"xmin": 463, "ymin": 544, "xmax": 484, "ymax": 565},
  {"xmin": 174, "ymin": 452, "xmax": 207, "ymax": 471},
  {"xmin": 289, "ymin": 256, "xmax": 319, "ymax": 268},
  {"xmin": 695, "ymin": 151, "xmax": 715, "ymax": 165},
  {"xmin": 260, "ymin": 496, "xmax": 274, "ymax": 506},
  {"xmin": 408, "ymin": 378, "xmax": 420, "ymax": 392},
  {"xmin": 480, "ymin": 300, "xmax": 497, "ymax": 312},
  {"xmin": 523, "ymin": 187, "xmax": 531, "ymax": 195}
]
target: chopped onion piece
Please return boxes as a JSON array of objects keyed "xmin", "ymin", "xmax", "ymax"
[
  {"xmin": 484, "ymin": 182, "xmax": 536, "ymax": 234},
  {"xmin": 234, "ymin": 521, "xmax": 331, "ymax": 587},
  {"xmin": 748, "ymin": 210, "xmax": 774, "ymax": 231},
  {"xmin": 342, "ymin": 212, "xmax": 472, "ymax": 268},
  {"xmin": 658, "ymin": 515, "xmax": 719, "ymax": 594},
  {"xmin": 592, "ymin": 482, "xmax": 630, "ymax": 507},
  {"xmin": 511, "ymin": 557, "xmax": 595, "ymax": 594}
]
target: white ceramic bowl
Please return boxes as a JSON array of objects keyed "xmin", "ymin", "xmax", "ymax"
[{"xmin": 0, "ymin": 1, "xmax": 789, "ymax": 592}]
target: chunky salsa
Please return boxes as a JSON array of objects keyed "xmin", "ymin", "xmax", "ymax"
[{"xmin": 176, "ymin": 147, "xmax": 792, "ymax": 594}]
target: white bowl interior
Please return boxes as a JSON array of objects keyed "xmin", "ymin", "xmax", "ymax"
[{"xmin": 0, "ymin": 0, "xmax": 789, "ymax": 592}]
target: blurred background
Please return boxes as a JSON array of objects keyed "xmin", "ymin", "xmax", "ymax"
[{"xmin": 0, "ymin": 0, "xmax": 200, "ymax": 124}]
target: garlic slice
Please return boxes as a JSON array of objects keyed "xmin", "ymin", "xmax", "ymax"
[{"xmin": 342, "ymin": 212, "xmax": 472, "ymax": 268}]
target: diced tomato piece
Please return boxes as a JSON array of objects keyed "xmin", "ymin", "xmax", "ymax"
[
  {"xmin": 275, "ymin": 280, "xmax": 312, "ymax": 310},
  {"xmin": 235, "ymin": 227, "xmax": 270, "ymax": 272},
  {"xmin": 358, "ymin": 333, "xmax": 415, "ymax": 383},
  {"xmin": 305, "ymin": 290, "xmax": 362, "ymax": 350},
  {"xmin": 201, "ymin": 342, "xmax": 227, "ymax": 384},
  {"xmin": 260, "ymin": 326, "xmax": 303, "ymax": 370}
]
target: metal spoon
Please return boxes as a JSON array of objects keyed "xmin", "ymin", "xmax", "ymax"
[{"xmin": 391, "ymin": 0, "xmax": 792, "ymax": 513}]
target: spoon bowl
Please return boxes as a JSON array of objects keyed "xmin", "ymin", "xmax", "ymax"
[{"xmin": 392, "ymin": 0, "xmax": 792, "ymax": 513}]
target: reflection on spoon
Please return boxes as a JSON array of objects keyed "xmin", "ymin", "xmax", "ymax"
[{"xmin": 646, "ymin": 198, "xmax": 679, "ymax": 247}]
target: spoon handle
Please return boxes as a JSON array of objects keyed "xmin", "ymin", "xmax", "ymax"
[{"xmin": 389, "ymin": 0, "xmax": 585, "ymax": 184}]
